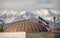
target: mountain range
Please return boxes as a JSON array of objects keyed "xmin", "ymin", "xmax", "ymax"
[{"xmin": 0, "ymin": 9, "xmax": 60, "ymax": 29}]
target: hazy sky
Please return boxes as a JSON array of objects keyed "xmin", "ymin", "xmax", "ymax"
[{"xmin": 0, "ymin": 0, "xmax": 60, "ymax": 10}]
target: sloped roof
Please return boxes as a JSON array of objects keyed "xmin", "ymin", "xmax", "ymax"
[{"xmin": 4, "ymin": 20, "xmax": 42, "ymax": 32}]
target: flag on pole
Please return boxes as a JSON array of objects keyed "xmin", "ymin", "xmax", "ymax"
[
  {"xmin": 39, "ymin": 21, "xmax": 50, "ymax": 30},
  {"xmin": 40, "ymin": 25, "xmax": 48, "ymax": 32},
  {"xmin": 38, "ymin": 16, "xmax": 50, "ymax": 31},
  {"xmin": 39, "ymin": 16, "xmax": 49, "ymax": 25}
]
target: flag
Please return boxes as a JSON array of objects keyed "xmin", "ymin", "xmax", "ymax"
[
  {"xmin": 39, "ymin": 21, "xmax": 50, "ymax": 30},
  {"xmin": 39, "ymin": 16, "xmax": 49, "ymax": 25},
  {"xmin": 40, "ymin": 25, "xmax": 48, "ymax": 32}
]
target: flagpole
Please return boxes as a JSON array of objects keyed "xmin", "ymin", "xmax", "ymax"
[{"xmin": 53, "ymin": 16, "xmax": 56, "ymax": 30}]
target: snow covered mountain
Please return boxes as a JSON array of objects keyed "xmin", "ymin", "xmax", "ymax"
[
  {"xmin": 0, "ymin": 9, "xmax": 60, "ymax": 23},
  {"xmin": 0, "ymin": 9, "xmax": 60, "ymax": 29}
]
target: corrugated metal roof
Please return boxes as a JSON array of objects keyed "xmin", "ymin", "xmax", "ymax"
[{"xmin": 4, "ymin": 20, "xmax": 42, "ymax": 32}]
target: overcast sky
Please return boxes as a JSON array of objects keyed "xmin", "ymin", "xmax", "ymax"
[{"xmin": 0, "ymin": 0, "xmax": 60, "ymax": 10}]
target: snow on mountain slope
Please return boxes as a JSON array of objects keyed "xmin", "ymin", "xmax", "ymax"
[
  {"xmin": 0, "ymin": 9, "xmax": 60, "ymax": 29},
  {"xmin": 0, "ymin": 10, "xmax": 26, "ymax": 23},
  {"xmin": 0, "ymin": 10, "xmax": 15, "ymax": 23},
  {"xmin": 51, "ymin": 10, "xmax": 60, "ymax": 15},
  {"xmin": 32, "ymin": 9, "xmax": 49, "ymax": 17},
  {"xmin": 0, "ymin": 10, "xmax": 8, "ymax": 17},
  {"xmin": 32, "ymin": 9, "xmax": 54, "ymax": 21},
  {"xmin": 0, "ymin": 9, "xmax": 60, "ymax": 24}
]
